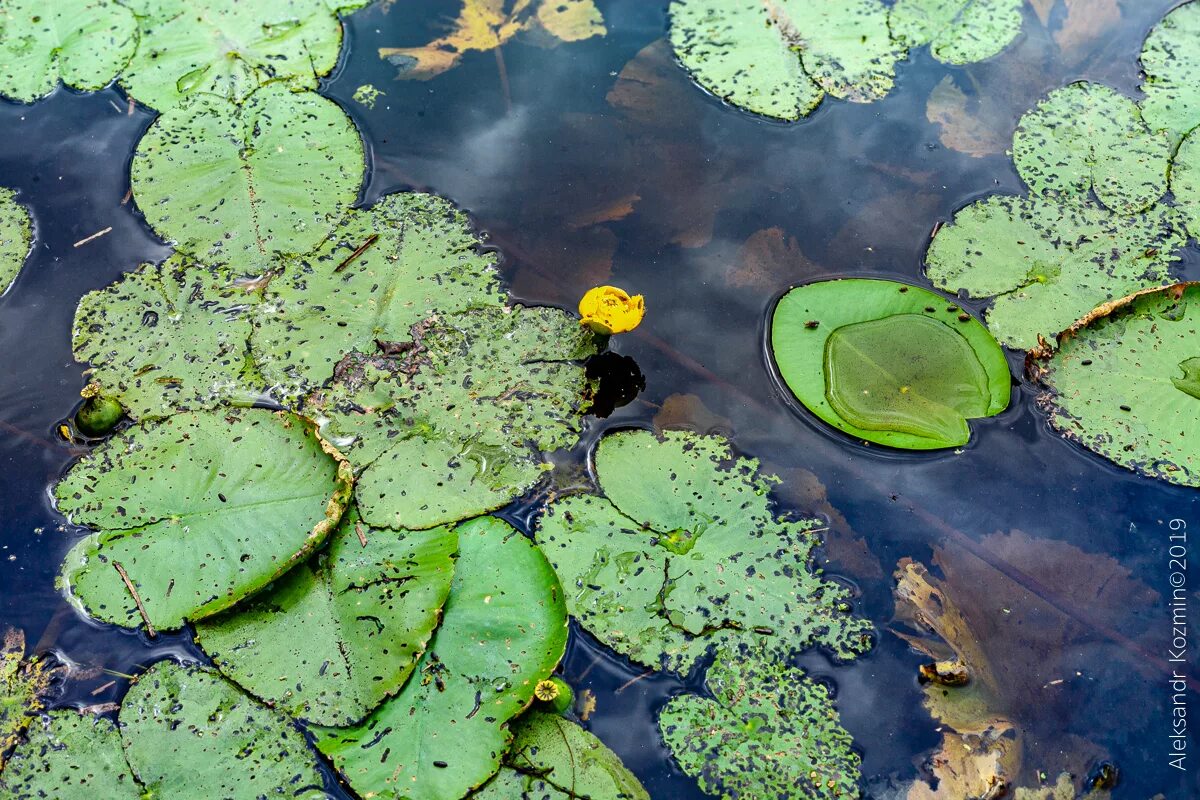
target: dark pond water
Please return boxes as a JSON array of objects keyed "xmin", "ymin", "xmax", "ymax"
[{"xmin": 1, "ymin": 1, "xmax": 1198, "ymax": 797}]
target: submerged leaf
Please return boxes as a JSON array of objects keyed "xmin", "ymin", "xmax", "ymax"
[
  {"xmin": 314, "ymin": 516, "xmax": 568, "ymax": 800},
  {"xmin": 1035, "ymin": 283, "xmax": 1200, "ymax": 486},
  {"xmin": 1139, "ymin": 0, "xmax": 1200, "ymax": 141},
  {"xmin": 771, "ymin": 279, "xmax": 1010, "ymax": 449},
  {"xmin": 195, "ymin": 508, "xmax": 456, "ymax": 726},
  {"xmin": 121, "ymin": 661, "xmax": 326, "ymax": 799},
  {"xmin": 925, "ymin": 76, "xmax": 1009, "ymax": 158},
  {"xmin": 1011, "ymin": 82, "xmax": 1170, "ymax": 216},
  {"xmin": 0, "ymin": 712, "xmax": 140, "ymax": 798},
  {"xmin": 890, "ymin": 0, "xmax": 1023, "ymax": 65},
  {"xmin": 659, "ymin": 645, "xmax": 859, "ymax": 800},
  {"xmin": 56, "ymin": 410, "xmax": 352, "ymax": 630},
  {"xmin": 0, "ymin": 187, "xmax": 31, "ymax": 297},
  {"xmin": 535, "ymin": 429, "xmax": 873, "ymax": 673},
  {"xmin": 925, "ymin": 194, "xmax": 1184, "ymax": 349},
  {"xmin": 130, "ymin": 83, "xmax": 364, "ymax": 277},
  {"xmin": 0, "ymin": 0, "xmax": 136, "ymax": 102}
]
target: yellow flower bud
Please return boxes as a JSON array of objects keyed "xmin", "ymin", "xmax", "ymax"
[{"xmin": 578, "ymin": 286, "xmax": 645, "ymax": 335}]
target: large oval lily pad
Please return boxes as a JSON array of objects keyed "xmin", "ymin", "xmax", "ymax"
[
  {"xmin": 0, "ymin": 0, "xmax": 136, "ymax": 102},
  {"xmin": 667, "ymin": 0, "xmax": 903, "ymax": 121},
  {"xmin": 1011, "ymin": 82, "xmax": 1171, "ymax": 216},
  {"xmin": 314, "ymin": 515, "xmax": 568, "ymax": 800},
  {"xmin": 535, "ymin": 429, "xmax": 873, "ymax": 673},
  {"xmin": 56, "ymin": 409, "xmax": 352, "ymax": 630},
  {"xmin": 1033, "ymin": 283, "xmax": 1200, "ymax": 487},
  {"xmin": 770, "ymin": 279, "xmax": 1010, "ymax": 449},
  {"xmin": 195, "ymin": 507, "xmax": 457, "ymax": 726},
  {"xmin": 659, "ymin": 645, "xmax": 859, "ymax": 800},
  {"xmin": 0, "ymin": 712, "xmax": 141, "ymax": 799},
  {"xmin": 73, "ymin": 256, "xmax": 261, "ymax": 420},
  {"xmin": 1139, "ymin": 0, "xmax": 1200, "ymax": 141},
  {"xmin": 121, "ymin": 661, "xmax": 327, "ymax": 799},
  {"xmin": 890, "ymin": 0, "xmax": 1023, "ymax": 65},
  {"xmin": 925, "ymin": 194, "xmax": 1185, "ymax": 350},
  {"xmin": 130, "ymin": 83, "xmax": 364, "ymax": 277},
  {"xmin": 0, "ymin": 187, "xmax": 31, "ymax": 298}
]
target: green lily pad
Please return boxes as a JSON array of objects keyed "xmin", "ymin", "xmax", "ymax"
[
  {"xmin": 1139, "ymin": 0, "xmax": 1200, "ymax": 141},
  {"xmin": 535, "ymin": 429, "xmax": 873, "ymax": 673},
  {"xmin": 0, "ymin": 188, "xmax": 30, "ymax": 298},
  {"xmin": 1011, "ymin": 82, "xmax": 1170, "ymax": 216},
  {"xmin": 56, "ymin": 409, "xmax": 353, "ymax": 630},
  {"xmin": 1, "ymin": 627, "xmax": 55, "ymax": 765},
  {"xmin": 1034, "ymin": 283, "xmax": 1200, "ymax": 487},
  {"xmin": 471, "ymin": 712, "xmax": 649, "ymax": 800},
  {"xmin": 119, "ymin": 0, "xmax": 349, "ymax": 111},
  {"xmin": 668, "ymin": 0, "xmax": 903, "ymax": 121},
  {"xmin": 314, "ymin": 515, "xmax": 569, "ymax": 800},
  {"xmin": 770, "ymin": 279, "xmax": 1010, "ymax": 449},
  {"xmin": 0, "ymin": 0, "xmax": 136, "ymax": 102},
  {"xmin": 890, "ymin": 0, "xmax": 1023, "ymax": 65},
  {"xmin": 194, "ymin": 507, "xmax": 457, "ymax": 726},
  {"xmin": 251, "ymin": 191, "xmax": 505, "ymax": 402},
  {"xmin": 0, "ymin": 712, "xmax": 141, "ymax": 799},
  {"xmin": 73, "ymin": 256, "xmax": 261, "ymax": 420},
  {"xmin": 130, "ymin": 83, "xmax": 364, "ymax": 277},
  {"xmin": 312, "ymin": 304, "xmax": 598, "ymax": 530},
  {"xmin": 659, "ymin": 644, "xmax": 859, "ymax": 800},
  {"xmin": 925, "ymin": 195, "xmax": 1185, "ymax": 350},
  {"xmin": 121, "ymin": 661, "xmax": 326, "ymax": 799},
  {"xmin": 1170, "ymin": 127, "xmax": 1200, "ymax": 238}
]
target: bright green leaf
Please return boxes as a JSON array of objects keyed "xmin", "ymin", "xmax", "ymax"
[
  {"xmin": 130, "ymin": 83, "xmax": 364, "ymax": 277},
  {"xmin": 0, "ymin": 712, "xmax": 141, "ymax": 799},
  {"xmin": 314, "ymin": 516, "xmax": 569, "ymax": 800},
  {"xmin": 195, "ymin": 507, "xmax": 457, "ymax": 726},
  {"xmin": 0, "ymin": 187, "xmax": 31, "ymax": 297},
  {"xmin": 770, "ymin": 279, "xmax": 1010, "ymax": 449},
  {"xmin": 1173, "ymin": 356, "xmax": 1200, "ymax": 400},
  {"xmin": 890, "ymin": 0, "xmax": 1023, "ymax": 65},
  {"xmin": 56, "ymin": 409, "xmax": 353, "ymax": 630},
  {"xmin": 1139, "ymin": 0, "xmax": 1200, "ymax": 141}
]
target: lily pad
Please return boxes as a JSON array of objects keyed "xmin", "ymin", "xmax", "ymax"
[
  {"xmin": 194, "ymin": 507, "xmax": 457, "ymax": 726},
  {"xmin": 314, "ymin": 515, "xmax": 568, "ymax": 800},
  {"xmin": 472, "ymin": 712, "xmax": 649, "ymax": 800},
  {"xmin": 1, "ymin": 627, "xmax": 55, "ymax": 764},
  {"xmin": 925, "ymin": 195, "xmax": 1185, "ymax": 350},
  {"xmin": 0, "ymin": 712, "xmax": 141, "ymax": 799},
  {"xmin": 1139, "ymin": 0, "xmax": 1200, "ymax": 141},
  {"xmin": 659, "ymin": 644, "xmax": 859, "ymax": 800},
  {"xmin": 535, "ymin": 429, "xmax": 873, "ymax": 673},
  {"xmin": 130, "ymin": 82, "xmax": 364, "ymax": 277},
  {"xmin": 119, "ymin": 0, "xmax": 350, "ymax": 110},
  {"xmin": 312, "ymin": 304, "xmax": 598, "ymax": 531},
  {"xmin": 73, "ymin": 256, "xmax": 261, "ymax": 420},
  {"xmin": 890, "ymin": 0, "xmax": 1023, "ymax": 65},
  {"xmin": 0, "ymin": 0, "xmax": 136, "ymax": 102},
  {"xmin": 251, "ymin": 191, "xmax": 505, "ymax": 402},
  {"xmin": 1170, "ymin": 127, "xmax": 1200, "ymax": 238},
  {"xmin": 1033, "ymin": 283, "xmax": 1200, "ymax": 486},
  {"xmin": 1011, "ymin": 82, "xmax": 1170, "ymax": 216},
  {"xmin": 0, "ymin": 187, "xmax": 31, "ymax": 298},
  {"xmin": 667, "ymin": 0, "xmax": 904, "ymax": 121},
  {"xmin": 770, "ymin": 279, "xmax": 1010, "ymax": 449},
  {"xmin": 56, "ymin": 409, "xmax": 353, "ymax": 630},
  {"xmin": 121, "ymin": 660, "xmax": 326, "ymax": 799}
]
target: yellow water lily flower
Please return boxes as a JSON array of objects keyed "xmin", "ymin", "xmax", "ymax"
[{"xmin": 578, "ymin": 286, "xmax": 645, "ymax": 335}]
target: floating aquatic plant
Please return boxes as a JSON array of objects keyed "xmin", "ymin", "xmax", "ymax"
[
  {"xmin": 1139, "ymin": 0, "xmax": 1200, "ymax": 142},
  {"xmin": 0, "ymin": 188, "xmax": 30, "ymax": 298},
  {"xmin": 0, "ymin": 627, "xmax": 57, "ymax": 767},
  {"xmin": 890, "ymin": 0, "xmax": 1024, "ymax": 65},
  {"xmin": 0, "ymin": 711, "xmax": 140, "ymax": 798},
  {"xmin": 578, "ymin": 285, "xmax": 645, "ymax": 334},
  {"xmin": 770, "ymin": 279, "xmax": 1010, "ymax": 449}
]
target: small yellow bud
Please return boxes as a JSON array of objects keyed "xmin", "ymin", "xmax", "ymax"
[
  {"xmin": 534, "ymin": 679, "xmax": 559, "ymax": 702},
  {"xmin": 578, "ymin": 286, "xmax": 645, "ymax": 335}
]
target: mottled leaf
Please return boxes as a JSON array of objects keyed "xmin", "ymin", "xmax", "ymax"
[
  {"xmin": 0, "ymin": 712, "xmax": 141, "ymax": 798},
  {"xmin": 890, "ymin": 0, "xmax": 1023, "ymax": 64},
  {"xmin": 56, "ymin": 409, "xmax": 353, "ymax": 630},
  {"xmin": 1139, "ymin": 1, "xmax": 1200, "ymax": 141},
  {"xmin": 1170, "ymin": 126, "xmax": 1200, "ymax": 238},
  {"xmin": 0, "ymin": 187, "xmax": 31, "ymax": 297},
  {"xmin": 1, "ymin": 628, "xmax": 55, "ymax": 765}
]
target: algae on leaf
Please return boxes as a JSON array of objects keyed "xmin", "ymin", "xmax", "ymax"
[
  {"xmin": 56, "ymin": 409, "xmax": 352, "ymax": 630},
  {"xmin": 925, "ymin": 195, "xmax": 1184, "ymax": 350},
  {"xmin": 1, "ymin": 627, "xmax": 57, "ymax": 766},
  {"xmin": 130, "ymin": 83, "xmax": 364, "ymax": 277},
  {"xmin": 73, "ymin": 256, "xmax": 261, "ymax": 420},
  {"xmin": 0, "ymin": 188, "xmax": 31, "ymax": 298},
  {"xmin": 890, "ymin": 0, "xmax": 1024, "ymax": 65},
  {"xmin": 121, "ymin": 661, "xmax": 327, "ymax": 800},
  {"xmin": 1139, "ymin": 0, "xmax": 1200, "ymax": 141},
  {"xmin": 535, "ymin": 429, "xmax": 873, "ymax": 673},
  {"xmin": 659, "ymin": 645, "xmax": 859, "ymax": 800},
  {"xmin": 1034, "ymin": 283, "xmax": 1200, "ymax": 487},
  {"xmin": 770, "ymin": 279, "xmax": 1010, "ymax": 449},
  {"xmin": 315, "ymin": 516, "xmax": 568, "ymax": 800},
  {"xmin": 0, "ymin": 0, "xmax": 136, "ymax": 103},
  {"xmin": 1011, "ymin": 82, "xmax": 1170, "ymax": 216},
  {"xmin": 0, "ymin": 712, "xmax": 141, "ymax": 799},
  {"xmin": 195, "ymin": 508, "xmax": 457, "ymax": 726}
]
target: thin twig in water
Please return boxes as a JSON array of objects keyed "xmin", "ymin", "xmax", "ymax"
[
  {"xmin": 334, "ymin": 233, "xmax": 379, "ymax": 273},
  {"xmin": 112, "ymin": 561, "xmax": 156, "ymax": 638},
  {"xmin": 615, "ymin": 670, "xmax": 653, "ymax": 694},
  {"xmin": 494, "ymin": 47, "xmax": 513, "ymax": 113},
  {"xmin": 120, "ymin": 188, "xmax": 132, "ymax": 206},
  {"xmin": 90, "ymin": 680, "xmax": 116, "ymax": 696},
  {"xmin": 355, "ymin": 520, "xmax": 368, "ymax": 548},
  {"xmin": 73, "ymin": 227, "xmax": 112, "ymax": 248}
]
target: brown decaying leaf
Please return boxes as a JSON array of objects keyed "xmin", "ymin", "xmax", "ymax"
[
  {"xmin": 1027, "ymin": 0, "xmax": 1057, "ymax": 25},
  {"xmin": 577, "ymin": 688, "xmax": 597, "ymax": 721},
  {"xmin": 568, "ymin": 194, "xmax": 640, "ymax": 229},
  {"xmin": 726, "ymin": 227, "xmax": 824, "ymax": 289},
  {"xmin": 926, "ymin": 77, "xmax": 1010, "ymax": 158},
  {"xmin": 606, "ymin": 40, "xmax": 696, "ymax": 130},
  {"xmin": 652, "ymin": 393, "xmax": 732, "ymax": 435},
  {"xmin": 1053, "ymin": 0, "xmax": 1122, "ymax": 60}
]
